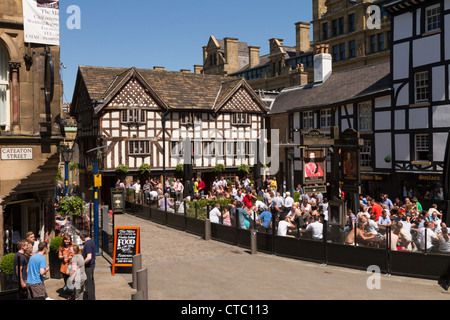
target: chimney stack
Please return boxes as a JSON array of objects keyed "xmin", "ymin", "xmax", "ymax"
[
  {"xmin": 224, "ymin": 37, "xmax": 239, "ymax": 73},
  {"xmin": 193, "ymin": 65, "xmax": 203, "ymax": 74},
  {"xmin": 295, "ymin": 22, "xmax": 311, "ymax": 55},
  {"xmin": 313, "ymin": 44, "xmax": 332, "ymax": 83},
  {"xmin": 248, "ymin": 46, "xmax": 260, "ymax": 69},
  {"xmin": 153, "ymin": 66, "xmax": 165, "ymax": 71}
]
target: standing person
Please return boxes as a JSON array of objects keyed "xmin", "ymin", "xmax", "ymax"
[
  {"xmin": 80, "ymin": 230, "xmax": 96, "ymax": 300},
  {"xmin": 175, "ymin": 178, "xmax": 184, "ymax": 202},
  {"xmin": 370, "ymin": 199, "xmax": 383, "ymax": 222},
  {"xmin": 197, "ymin": 177, "xmax": 205, "ymax": 196},
  {"xmin": 257, "ymin": 210, "xmax": 273, "ymax": 234},
  {"xmin": 70, "ymin": 181, "xmax": 80, "ymax": 197},
  {"xmin": 58, "ymin": 235, "xmax": 74, "ymax": 294},
  {"xmin": 13, "ymin": 240, "xmax": 29, "ymax": 299},
  {"xmin": 209, "ymin": 203, "xmax": 222, "ymax": 224},
  {"xmin": 284, "ymin": 192, "xmax": 294, "ymax": 212},
  {"xmin": 26, "ymin": 242, "xmax": 50, "ymax": 300},
  {"xmin": 26, "ymin": 231, "xmax": 48, "ymax": 256},
  {"xmin": 68, "ymin": 244, "xmax": 87, "ymax": 300}
]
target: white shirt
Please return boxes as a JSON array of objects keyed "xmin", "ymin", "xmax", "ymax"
[
  {"xmin": 321, "ymin": 203, "xmax": 329, "ymax": 221},
  {"xmin": 284, "ymin": 196, "xmax": 294, "ymax": 208},
  {"xmin": 209, "ymin": 207, "xmax": 221, "ymax": 224},
  {"xmin": 418, "ymin": 228, "xmax": 437, "ymax": 250},
  {"xmin": 306, "ymin": 221, "xmax": 323, "ymax": 240},
  {"xmin": 277, "ymin": 220, "xmax": 291, "ymax": 236},
  {"xmin": 255, "ymin": 200, "xmax": 267, "ymax": 211},
  {"xmin": 367, "ymin": 219, "xmax": 379, "ymax": 235}
]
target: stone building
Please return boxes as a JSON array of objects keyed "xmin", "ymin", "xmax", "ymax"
[
  {"xmin": 0, "ymin": 0, "xmax": 63, "ymax": 258},
  {"xmin": 312, "ymin": 0, "xmax": 392, "ymax": 72},
  {"xmin": 199, "ymin": 21, "xmax": 314, "ymax": 92}
]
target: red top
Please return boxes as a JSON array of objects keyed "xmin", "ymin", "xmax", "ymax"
[
  {"xmin": 198, "ymin": 181, "xmax": 205, "ymax": 191},
  {"xmin": 371, "ymin": 203, "xmax": 382, "ymax": 221},
  {"xmin": 243, "ymin": 195, "xmax": 253, "ymax": 209}
]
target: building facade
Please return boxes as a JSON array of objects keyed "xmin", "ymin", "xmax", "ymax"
[
  {"xmin": 70, "ymin": 66, "xmax": 267, "ymax": 201},
  {"xmin": 385, "ymin": 0, "xmax": 450, "ymax": 202},
  {"xmin": 269, "ymin": 47, "xmax": 392, "ymax": 196},
  {"xmin": 0, "ymin": 0, "xmax": 63, "ymax": 257},
  {"xmin": 200, "ymin": 21, "xmax": 314, "ymax": 92},
  {"xmin": 312, "ymin": 0, "xmax": 392, "ymax": 72}
]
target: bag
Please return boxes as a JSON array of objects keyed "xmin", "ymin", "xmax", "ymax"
[{"xmin": 66, "ymin": 277, "xmax": 75, "ymax": 291}]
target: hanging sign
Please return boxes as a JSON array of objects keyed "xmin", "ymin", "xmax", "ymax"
[
  {"xmin": 112, "ymin": 226, "xmax": 140, "ymax": 275},
  {"xmin": 22, "ymin": 0, "xmax": 60, "ymax": 46}
]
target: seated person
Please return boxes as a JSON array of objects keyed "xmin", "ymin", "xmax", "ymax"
[{"xmin": 345, "ymin": 222, "xmax": 376, "ymax": 246}]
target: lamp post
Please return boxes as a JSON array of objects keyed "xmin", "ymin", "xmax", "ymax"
[
  {"xmin": 86, "ymin": 145, "xmax": 111, "ymax": 256},
  {"xmin": 60, "ymin": 144, "xmax": 74, "ymax": 196}
]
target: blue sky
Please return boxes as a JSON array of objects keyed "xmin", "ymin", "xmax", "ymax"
[{"xmin": 59, "ymin": 0, "xmax": 313, "ymax": 104}]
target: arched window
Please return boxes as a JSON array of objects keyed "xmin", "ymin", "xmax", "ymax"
[{"xmin": 0, "ymin": 44, "xmax": 9, "ymax": 129}]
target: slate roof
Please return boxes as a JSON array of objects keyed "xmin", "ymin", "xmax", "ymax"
[
  {"xmin": 74, "ymin": 65, "xmax": 267, "ymax": 113},
  {"xmin": 269, "ymin": 61, "xmax": 392, "ymax": 114}
]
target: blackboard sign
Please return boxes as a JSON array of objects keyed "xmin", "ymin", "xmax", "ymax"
[{"xmin": 112, "ymin": 226, "xmax": 140, "ymax": 275}]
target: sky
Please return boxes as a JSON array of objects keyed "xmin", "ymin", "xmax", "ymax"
[{"xmin": 59, "ymin": 0, "xmax": 313, "ymax": 104}]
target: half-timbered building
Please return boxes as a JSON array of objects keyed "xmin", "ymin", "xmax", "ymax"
[
  {"xmin": 384, "ymin": 0, "xmax": 450, "ymax": 202},
  {"xmin": 269, "ymin": 48, "xmax": 392, "ymax": 197},
  {"xmin": 70, "ymin": 66, "xmax": 267, "ymax": 200}
]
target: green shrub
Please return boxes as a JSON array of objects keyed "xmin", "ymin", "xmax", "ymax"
[
  {"xmin": 213, "ymin": 164, "xmax": 225, "ymax": 173},
  {"xmin": 115, "ymin": 164, "xmax": 129, "ymax": 174},
  {"xmin": 50, "ymin": 236, "xmax": 63, "ymax": 254},
  {"xmin": 0, "ymin": 253, "xmax": 15, "ymax": 274},
  {"xmin": 57, "ymin": 196, "xmax": 85, "ymax": 217},
  {"xmin": 139, "ymin": 163, "xmax": 151, "ymax": 175}
]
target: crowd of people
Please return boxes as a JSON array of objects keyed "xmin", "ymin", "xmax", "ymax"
[
  {"xmin": 12, "ymin": 229, "xmax": 96, "ymax": 300},
  {"xmin": 117, "ymin": 174, "xmax": 449, "ymax": 254}
]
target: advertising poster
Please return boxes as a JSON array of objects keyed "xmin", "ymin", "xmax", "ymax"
[
  {"xmin": 303, "ymin": 148, "xmax": 326, "ymax": 185},
  {"xmin": 112, "ymin": 227, "xmax": 140, "ymax": 275},
  {"xmin": 22, "ymin": 0, "xmax": 60, "ymax": 45},
  {"xmin": 342, "ymin": 149, "xmax": 358, "ymax": 182}
]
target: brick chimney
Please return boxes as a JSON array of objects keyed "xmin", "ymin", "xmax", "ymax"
[
  {"xmin": 248, "ymin": 46, "xmax": 260, "ymax": 69},
  {"xmin": 295, "ymin": 22, "xmax": 311, "ymax": 55}
]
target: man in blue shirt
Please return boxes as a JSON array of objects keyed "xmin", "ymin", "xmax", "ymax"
[
  {"xmin": 257, "ymin": 210, "xmax": 273, "ymax": 234},
  {"xmin": 382, "ymin": 194, "xmax": 393, "ymax": 210},
  {"xmin": 27, "ymin": 242, "xmax": 50, "ymax": 300}
]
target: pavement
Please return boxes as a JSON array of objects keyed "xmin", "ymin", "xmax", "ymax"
[{"xmin": 44, "ymin": 213, "xmax": 450, "ymax": 301}]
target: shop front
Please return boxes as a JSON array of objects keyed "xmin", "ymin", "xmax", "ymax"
[{"xmin": 360, "ymin": 172, "xmax": 392, "ymax": 199}]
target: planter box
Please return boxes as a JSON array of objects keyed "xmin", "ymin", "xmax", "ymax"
[
  {"xmin": 0, "ymin": 272, "xmax": 15, "ymax": 292},
  {"xmin": 49, "ymin": 252, "xmax": 62, "ymax": 279}
]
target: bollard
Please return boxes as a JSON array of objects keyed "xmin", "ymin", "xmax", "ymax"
[
  {"xmin": 131, "ymin": 290, "xmax": 145, "ymax": 300},
  {"xmin": 251, "ymin": 229, "xmax": 257, "ymax": 254},
  {"xmin": 205, "ymin": 218, "xmax": 211, "ymax": 240},
  {"xmin": 136, "ymin": 268, "xmax": 148, "ymax": 300},
  {"xmin": 132, "ymin": 254, "xmax": 142, "ymax": 289}
]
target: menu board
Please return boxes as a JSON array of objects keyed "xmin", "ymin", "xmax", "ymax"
[{"xmin": 112, "ymin": 227, "xmax": 140, "ymax": 275}]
